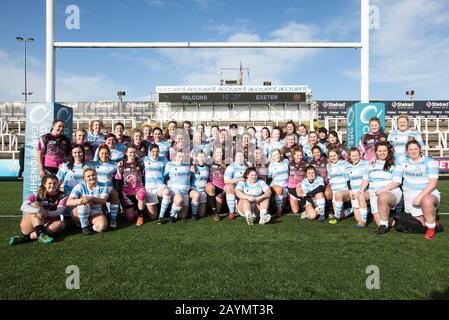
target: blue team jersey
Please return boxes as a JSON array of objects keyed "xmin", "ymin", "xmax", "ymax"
[
  {"xmin": 301, "ymin": 176, "xmax": 325, "ymax": 194},
  {"xmin": 268, "ymin": 159, "xmax": 289, "ymax": 187},
  {"xmin": 298, "ymin": 135, "xmax": 308, "ymax": 146},
  {"xmin": 143, "ymin": 156, "xmax": 166, "ymax": 190},
  {"xmin": 93, "ymin": 161, "xmax": 117, "ymax": 188},
  {"xmin": 57, "ymin": 162, "xmax": 92, "ymax": 195},
  {"xmin": 397, "ymin": 156, "xmax": 439, "ymax": 191},
  {"xmin": 388, "ymin": 129, "xmax": 424, "ymax": 163},
  {"xmin": 236, "ymin": 179, "xmax": 270, "ymax": 197},
  {"xmin": 303, "ymin": 144, "xmax": 326, "ymax": 162},
  {"xmin": 93, "ymin": 144, "xmax": 125, "ymax": 163},
  {"xmin": 327, "ymin": 160, "xmax": 349, "ymax": 192},
  {"xmin": 346, "ymin": 160, "xmax": 369, "ymax": 191},
  {"xmin": 224, "ymin": 163, "xmax": 247, "ymax": 183},
  {"xmin": 87, "ymin": 132, "xmax": 106, "ymax": 150},
  {"xmin": 69, "ymin": 181, "xmax": 109, "ymax": 214},
  {"xmin": 267, "ymin": 140, "xmax": 285, "ymax": 158},
  {"xmin": 363, "ymin": 160, "xmax": 402, "ymax": 191},
  {"xmin": 155, "ymin": 140, "xmax": 171, "ymax": 162},
  {"xmin": 164, "ymin": 161, "xmax": 192, "ymax": 195},
  {"xmin": 191, "ymin": 164, "xmax": 210, "ymax": 192}
]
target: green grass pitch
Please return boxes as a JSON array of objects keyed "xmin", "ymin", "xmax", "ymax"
[{"xmin": 1, "ymin": 181, "xmax": 449, "ymax": 300}]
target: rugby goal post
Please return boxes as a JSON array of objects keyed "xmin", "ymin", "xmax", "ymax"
[{"xmin": 46, "ymin": 0, "xmax": 370, "ymax": 103}]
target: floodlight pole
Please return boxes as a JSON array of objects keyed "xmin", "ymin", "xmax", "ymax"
[{"xmin": 46, "ymin": 0, "xmax": 370, "ymax": 103}]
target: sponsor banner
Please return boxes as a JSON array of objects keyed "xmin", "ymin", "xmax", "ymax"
[
  {"xmin": 23, "ymin": 103, "xmax": 73, "ymax": 201},
  {"xmin": 317, "ymin": 101, "xmax": 449, "ymax": 119},
  {"xmin": 346, "ymin": 103, "xmax": 386, "ymax": 148},
  {"xmin": 0, "ymin": 160, "xmax": 20, "ymax": 177},
  {"xmin": 158, "ymin": 92, "xmax": 306, "ymax": 103},
  {"xmin": 433, "ymin": 157, "xmax": 449, "ymax": 173},
  {"xmin": 156, "ymin": 85, "xmax": 310, "ymax": 94}
]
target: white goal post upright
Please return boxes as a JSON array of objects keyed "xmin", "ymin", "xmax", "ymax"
[{"xmin": 46, "ymin": 0, "xmax": 370, "ymax": 103}]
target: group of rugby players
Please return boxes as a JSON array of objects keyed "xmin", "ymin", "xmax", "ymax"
[{"xmin": 8, "ymin": 115, "xmax": 442, "ymax": 246}]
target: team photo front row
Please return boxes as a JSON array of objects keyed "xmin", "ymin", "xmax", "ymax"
[{"xmin": 8, "ymin": 116, "xmax": 443, "ymax": 246}]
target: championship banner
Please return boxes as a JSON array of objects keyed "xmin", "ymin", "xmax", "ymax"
[
  {"xmin": 346, "ymin": 103, "xmax": 386, "ymax": 148},
  {"xmin": 433, "ymin": 157, "xmax": 449, "ymax": 173},
  {"xmin": 23, "ymin": 103, "xmax": 73, "ymax": 201}
]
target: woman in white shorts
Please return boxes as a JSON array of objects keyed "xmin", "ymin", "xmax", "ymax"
[
  {"xmin": 235, "ymin": 168, "xmax": 272, "ymax": 225},
  {"xmin": 358, "ymin": 142, "xmax": 403, "ymax": 235},
  {"xmin": 397, "ymin": 139, "xmax": 441, "ymax": 240}
]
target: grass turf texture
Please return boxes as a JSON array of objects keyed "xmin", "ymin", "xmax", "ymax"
[{"xmin": 1, "ymin": 181, "xmax": 449, "ymax": 300}]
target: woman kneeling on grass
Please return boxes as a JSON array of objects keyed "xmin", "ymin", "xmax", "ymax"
[
  {"xmin": 67, "ymin": 167, "xmax": 109, "ymax": 236},
  {"xmin": 235, "ymin": 168, "xmax": 272, "ymax": 225},
  {"xmin": 9, "ymin": 174, "xmax": 66, "ymax": 245},
  {"xmin": 397, "ymin": 140, "xmax": 441, "ymax": 240},
  {"xmin": 297, "ymin": 166, "xmax": 326, "ymax": 221}
]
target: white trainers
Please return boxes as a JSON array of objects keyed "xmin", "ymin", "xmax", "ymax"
[
  {"xmin": 246, "ymin": 213, "xmax": 255, "ymax": 226},
  {"xmin": 109, "ymin": 221, "xmax": 117, "ymax": 229},
  {"xmin": 259, "ymin": 214, "xmax": 272, "ymax": 225},
  {"xmin": 301, "ymin": 212, "xmax": 308, "ymax": 220}
]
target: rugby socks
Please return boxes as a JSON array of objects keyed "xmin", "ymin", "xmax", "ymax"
[
  {"xmin": 110, "ymin": 204, "xmax": 119, "ymax": 224},
  {"xmin": 360, "ymin": 207, "xmax": 368, "ymax": 223},
  {"xmin": 317, "ymin": 199, "xmax": 326, "ymax": 217},
  {"xmin": 170, "ymin": 205, "xmax": 182, "ymax": 218},
  {"xmin": 137, "ymin": 208, "xmax": 145, "ymax": 218},
  {"xmin": 34, "ymin": 225, "xmax": 45, "ymax": 238},
  {"xmin": 191, "ymin": 201, "xmax": 199, "ymax": 217},
  {"xmin": 425, "ymin": 222, "xmax": 436, "ymax": 229},
  {"xmin": 334, "ymin": 201, "xmax": 343, "ymax": 219},
  {"xmin": 380, "ymin": 220, "xmax": 389, "ymax": 227},
  {"xmin": 78, "ymin": 206, "xmax": 91, "ymax": 229},
  {"xmin": 260, "ymin": 209, "xmax": 268, "ymax": 218},
  {"xmin": 226, "ymin": 194, "xmax": 236, "ymax": 214},
  {"xmin": 275, "ymin": 194, "xmax": 284, "ymax": 212},
  {"xmin": 208, "ymin": 194, "xmax": 218, "ymax": 216},
  {"xmin": 159, "ymin": 196, "xmax": 171, "ymax": 219}
]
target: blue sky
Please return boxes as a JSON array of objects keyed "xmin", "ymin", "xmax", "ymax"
[{"xmin": 1, "ymin": 0, "xmax": 448, "ymax": 102}]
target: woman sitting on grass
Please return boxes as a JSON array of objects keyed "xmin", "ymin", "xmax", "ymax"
[
  {"xmin": 358, "ymin": 142, "xmax": 402, "ymax": 235},
  {"xmin": 67, "ymin": 167, "xmax": 109, "ymax": 236},
  {"xmin": 397, "ymin": 140, "xmax": 441, "ymax": 240},
  {"xmin": 9, "ymin": 174, "xmax": 66, "ymax": 245},
  {"xmin": 235, "ymin": 167, "xmax": 272, "ymax": 225}
]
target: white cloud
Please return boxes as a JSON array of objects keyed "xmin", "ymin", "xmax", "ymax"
[
  {"xmin": 0, "ymin": 49, "xmax": 123, "ymax": 102},
  {"xmin": 369, "ymin": 0, "xmax": 449, "ymax": 98},
  {"xmin": 203, "ymin": 18, "xmax": 251, "ymax": 36},
  {"xmin": 156, "ymin": 21, "xmax": 322, "ymax": 86}
]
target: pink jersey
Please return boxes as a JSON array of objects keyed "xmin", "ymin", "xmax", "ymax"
[
  {"xmin": 287, "ymin": 161, "xmax": 308, "ymax": 188},
  {"xmin": 358, "ymin": 131, "xmax": 388, "ymax": 161},
  {"xmin": 27, "ymin": 191, "xmax": 67, "ymax": 217},
  {"xmin": 310, "ymin": 157, "xmax": 329, "ymax": 184},
  {"xmin": 115, "ymin": 161, "xmax": 145, "ymax": 195},
  {"xmin": 209, "ymin": 162, "xmax": 226, "ymax": 189},
  {"xmin": 37, "ymin": 133, "xmax": 71, "ymax": 168}
]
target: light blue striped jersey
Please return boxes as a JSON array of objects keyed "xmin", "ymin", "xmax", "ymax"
[
  {"xmin": 397, "ymin": 156, "xmax": 439, "ymax": 191},
  {"xmin": 191, "ymin": 164, "xmax": 210, "ymax": 192},
  {"xmin": 327, "ymin": 160, "xmax": 349, "ymax": 192},
  {"xmin": 87, "ymin": 132, "xmax": 106, "ymax": 150},
  {"xmin": 155, "ymin": 140, "xmax": 171, "ymax": 162},
  {"xmin": 346, "ymin": 160, "xmax": 370, "ymax": 191},
  {"xmin": 301, "ymin": 176, "xmax": 325, "ymax": 194},
  {"xmin": 363, "ymin": 160, "xmax": 402, "ymax": 191},
  {"xmin": 164, "ymin": 161, "xmax": 192, "ymax": 195},
  {"xmin": 302, "ymin": 144, "xmax": 326, "ymax": 162},
  {"xmin": 298, "ymin": 134, "xmax": 309, "ymax": 146},
  {"xmin": 387, "ymin": 129, "xmax": 424, "ymax": 163},
  {"xmin": 69, "ymin": 181, "xmax": 108, "ymax": 214},
  {"xmin": 267, "ymin": 140, "xmax": 285, "ymax": 158},
  {"xmin": 57, "ymin": 162, "xmax": 92, "ymax": 195},
  {"xmin": 318, "ymin": 142, "xmax": 328, "ymax": 155},
  {"xmin": 236, "ymin": 180, "xmax": 270, "ymax": 197},
  {"xmin": 143, "ymin": 156, "xmax": 166, "ymax": 190},
  {"xmin": 93, "ymin": 161, "xmax": 117, "ymax": 188},
  {"xmin": 268, "ymin": 159, "xmax": 289, "ymax": 187},
  {"xmin": 224, "ymin": 163, "xmax": 248, "ymax": 183}
]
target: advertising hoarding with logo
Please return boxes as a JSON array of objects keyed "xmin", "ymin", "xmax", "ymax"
[
  {"xmin": 346, "ymin": 103, "xmax": 386, "ymax": 148},
  {"xmin": 23, "ymin": 103, "xmax": 73, "ymax": 201}
]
